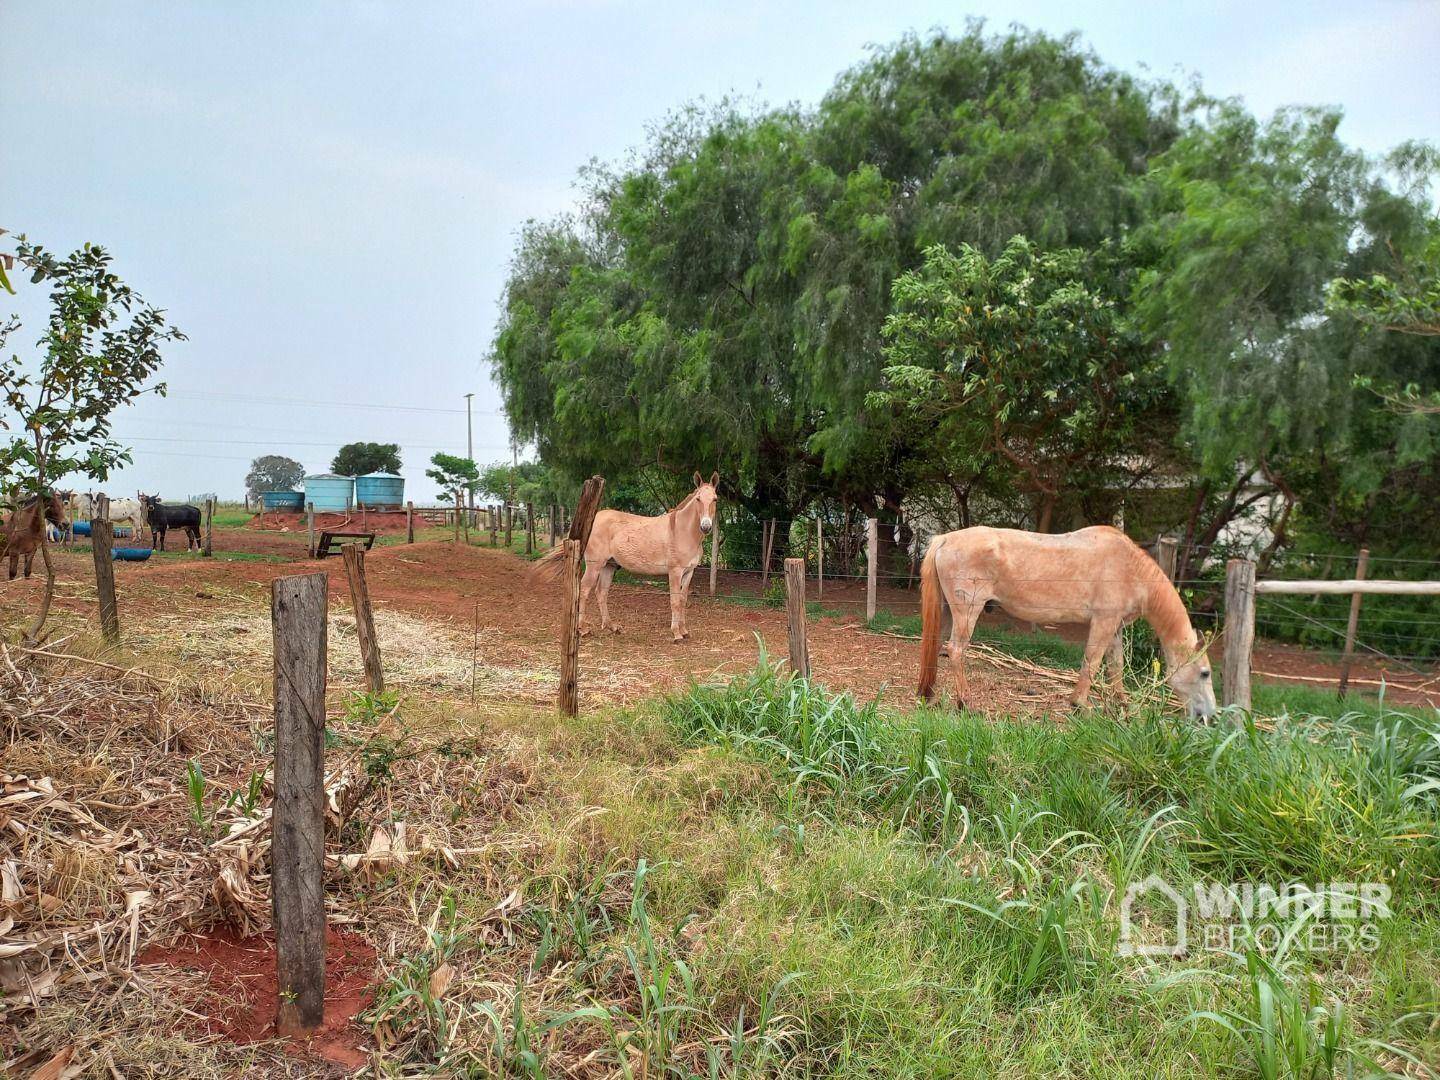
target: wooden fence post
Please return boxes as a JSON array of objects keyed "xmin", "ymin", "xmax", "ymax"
[
  {"xmin": 1156, "ymin": 537, "xmax": 1179, "ymax": 583},
  {"xmin": 760, "ymin": 519, "xmax": 775, "ymax": 591},
  {"xmin": 709, "ymin": 514, "xmax": 719, "ymax": 597},
  {"xmin": 342, "ymin": 543, "xmax": 384, "ymax": 695},
  {"xmin": 505, "ymin": 504, "xmax": 514, "ymax": 549},
  {"xmin": 1222, "ymin": 558, "xmax": 1256, "ymax": 710},
  {"xmin": 405, "ymin": 500, "xmax": 414, "ymax": 544},
  {"xmin": 453, "ymin": 491, "xmax": 462, "ymax": 546},
  {"xmin": 270, "ymin": 572, "xmax": 328, "ymax": 1036},
  {"xmin": 784, "ymin": 557, "xmax": 809, "ymax": 679},
  {"xmin": 202, "ymin": 498, "xmax": 214, "ymax": 557},
  {"xmin": 558, "ymin": 476, "xmax": 606, "ymax": 716},
  {"xmin": 90, "ymin": 505, "xmax": 119, "ymax": 645},
  {"xmin": 866, "ymin": 518, "xmax": 878, "ymax": 623},
  {"xmin": 525, "ymin": 502, "xmax": 535, "ymax": 555},
  {"xmin": 549, "ymin": 503, "xmax": 558, "ymax": 548},
  {"xmin": 816, "ymin": 517, "xmax": 824, "ymax": 600},
  {"xmin": 1337, "ymin": 547, "xmax": 1369, "ymax": 696},
  {"xmin": 306, "ymin": 502, "xmax": 315, "ymax": 557},
  {"xmin": 489, "ymin": 505, "xmax": 498, "ymax": 547}
]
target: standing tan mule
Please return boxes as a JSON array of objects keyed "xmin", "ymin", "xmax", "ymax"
[
  {"xmin": 533, "ymin": 473, "xmax": 719, "ymax": 642},
  {"xmin": 916, "ymin": 526, "xmax": 1217, "ymax": 718}
]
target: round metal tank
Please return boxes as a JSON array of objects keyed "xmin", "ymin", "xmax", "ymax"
[
  {"xmin": 303, "ymin": 473, "xmax": 355, "ymax": 513},
  {"xmin": 355, "ymin": 472, "xmax": 405, "ymax": 510},
  {"xmin": 261, "ymin": 491, "xmax": 305, "ymax": 512}
]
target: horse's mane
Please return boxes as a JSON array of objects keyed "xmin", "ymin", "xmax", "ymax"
[
  {"xmin": 1122, "ymin": 536, "xmax": 1195, "ymax": 649},
  {"xmin": 669, "ymin": 489, "xmax": 700, "ymax": 515}
]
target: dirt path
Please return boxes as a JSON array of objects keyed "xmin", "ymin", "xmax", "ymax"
[{"xmin": 8, "ymin": 531, "xmax": 1437, "ymax": 710}]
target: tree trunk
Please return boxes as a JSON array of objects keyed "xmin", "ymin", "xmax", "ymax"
[{"xmin": 1036, "ymin": 491, "xmax": 1057, "ymax": 533}]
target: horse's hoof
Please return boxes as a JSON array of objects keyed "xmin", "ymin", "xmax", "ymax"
[
  {"xmin": 609, "ymin": 625, "xmax": 622, "ymax": 635},
  {"xmin": 579, "ymin": 627, "xmax": 592, "ymax": 638}
]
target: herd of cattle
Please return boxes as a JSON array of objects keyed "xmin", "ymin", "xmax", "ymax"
[
  {"xmin": 0, "ymin": 491, "xmax": 205, "ymax": 579},
  {"xmin": 62, "ymin": 493, "xmax": 204, "ymax": 550}
]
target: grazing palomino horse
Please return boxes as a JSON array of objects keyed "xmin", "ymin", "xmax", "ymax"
[
  {"xmin": 1, "ymin": 492, "xmax": 70, "ymax": 580},
  {"xmin": 917, "ymin": 526, "xmax": 1217, "ymax": 719},
  {"xmin": 535, "ymin": 473, "xmax": 719, "ymax": 642}
]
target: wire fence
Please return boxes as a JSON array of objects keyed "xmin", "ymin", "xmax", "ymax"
[{"xmin": 476, "ymin": 502, "xmax": 1440, "ymax": 677}]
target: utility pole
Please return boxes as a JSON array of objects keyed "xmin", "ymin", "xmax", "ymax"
[{"xmin": 464, "ymin": 392, "xmax": 475, "ymax": 527}]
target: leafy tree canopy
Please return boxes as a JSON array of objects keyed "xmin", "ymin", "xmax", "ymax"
[
  {"xmin": 425, "ymin": 452, "xmax": 478, "ymax": 500},
  {"xmin": 0, "ymin": 231, "xmax": 184, "ymax": 639},
  {"xmin": 331, "ymin": 441, "xmax": 401, "ymax": 476},
  {"xmin": 491, "ymin": 21, "xmax": 1439, "ymax": 565},
  {"xmin": 245, "ymin": 454, "xmax": 305, "ymax": 497}
]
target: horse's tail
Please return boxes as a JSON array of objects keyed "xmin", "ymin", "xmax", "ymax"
[
  {"xmin": 917, "ymin": 538, "xmax": 944, "ymax": 702},
  {"xmin": 528, "ymin": 543, "xmax": 570, "ymax": 585}
]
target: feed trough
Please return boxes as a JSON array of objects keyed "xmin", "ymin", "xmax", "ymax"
[
  {"xmin": 112, "ymin": 547, "xmax": 153, "ymax": 562},
  {"xmin": 71, "ymin": 521, "xmax": 92, "ymax": 537}
]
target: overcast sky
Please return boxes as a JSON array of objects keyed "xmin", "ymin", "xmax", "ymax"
[{"xmin": 2, "ymin": 1, "xmax": 1436, "ymax": 503}]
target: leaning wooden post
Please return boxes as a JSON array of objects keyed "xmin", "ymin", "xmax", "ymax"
[
  {"xmin": 271, "ymin": 572, "xmax": 328, "ymax": 1036},
  {"xmin": 90, "ymin": 504, "xmax": 120, "ymax": 645},
  {"xmin": 784, "ymin": 557, "xmax": 810, "ymax": 679},
  {"xmin": 709, "ymin": 513, "xmax": 719, "ymax": 597},
  {"xmin": 1222, "ymin": 558, "xmax": 1256, "ymax": 710},
  {"xmin": 306, "ymin": 502, "xmax": 316, "ymax": 557},
  {"xmin": 558, "ymin": 476, "xmax": 606, "ymax": 716},
  {"xmin": 405, "ymin": 500, "xmax": 414, "ymax": 544},
  {"xmin": 1337, "ymin": 547, "xmax": 1370, "ymax": 696},
  {"xmin": 816, "ymin": 517, "xmax": 824, "ymax": 600},
  {"xmin": 866, "ymin": 518, "xmax": 878, "ymax": 623},
  {"xmin": 342, "ymin": 543, "xmax": 384, "ymax": 695},
  {"xmin": 202, "ymin": 498, "xmax": 214, "ymax": 557}
]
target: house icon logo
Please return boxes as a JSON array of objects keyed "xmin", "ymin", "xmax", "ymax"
[{"xmin": 1118, "ymin": 875, "xmax": 1187, "ymax": 957}]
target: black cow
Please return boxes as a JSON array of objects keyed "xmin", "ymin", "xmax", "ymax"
[{"xmin": 141, "ymin": 494, "xmax": 202, "ymax": 551}]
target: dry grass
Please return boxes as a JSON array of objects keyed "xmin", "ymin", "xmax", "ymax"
[
  {"xmin": 126, "ymin": 603, "xmax": 556, "ymax": 702},
  {"xmin": 0, "ymin": 626, "xmax": 557, "ymax": 1077}
]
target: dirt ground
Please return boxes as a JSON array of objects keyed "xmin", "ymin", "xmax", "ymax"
[{"xmin": 9, "ymin": 527, "xmax": 1437, "ymax": 711}]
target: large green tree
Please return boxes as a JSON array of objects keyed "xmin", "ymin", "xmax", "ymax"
[
  {"xmin": 1134, "ymin": 105, "xmax": 1439, "ymax": 573},
  {"xmin": 877, "ymin": 238, "xmax": 1173, "ymax": 530},
  {"xmin": 245, "ymin": 454, "xmax": 304, "ymax": 498},
  {"xmin": 331, "ymin": 441, "xmax": 401, "ymax": 477},
  {"xmin": 492, "ymin": 24, "xmax": 1181, "ymax": 539}
]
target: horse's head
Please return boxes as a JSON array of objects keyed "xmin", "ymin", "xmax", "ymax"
[
  {"xmin": 43, "ymin": 491, "xmax": 69, "ymax": 530},
  {"xmin": 691, "ymin": 471, "xmax": 719, "ymax": 535},
  {"xmin": 1167, "ymin": 639, "xmax": 1217, "ymax": 721}
]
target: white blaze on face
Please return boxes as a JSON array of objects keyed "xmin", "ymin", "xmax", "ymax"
[{"xmin": 699, "ymin": 515, "xmax": 713, "ymax": 534}]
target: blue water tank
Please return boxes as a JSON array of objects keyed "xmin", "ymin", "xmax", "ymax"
[
  {"xmin": 355, "ymin": 472, "xmax": 405, "ymax": 510},
  {"xmin": 261, "ymin": 491, "xmax": 305, "ymax": 512},
  {"xmin": 303, "ymin": 474, "xmax": 355, "ymax": 512}
]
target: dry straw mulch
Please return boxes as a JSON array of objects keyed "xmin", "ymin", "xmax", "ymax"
[{"xmin": 0, "ymin": 635, "xmax": 540, "ymax": 1078}]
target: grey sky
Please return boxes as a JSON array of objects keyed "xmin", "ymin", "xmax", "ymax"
[{"xmin": 2, "ymin": 1, "xmax": 1435, "ymax": 503}]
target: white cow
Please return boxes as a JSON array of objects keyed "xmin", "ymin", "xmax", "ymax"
[{"xmin": 67, "ymin": 493, "xmax": 147, "ymax": 541}]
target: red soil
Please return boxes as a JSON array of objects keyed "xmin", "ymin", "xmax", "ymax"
[
  {"xmin": 138, "ymin": 925, "xmax": 376, "ymax": 1069},
  {"xmin": 14, "ymin": 531, "xmax": 1440, "ymax": 710},
  {"xmin": 248, "ymin": 509, "xmax": 416, "ymax": 536}
]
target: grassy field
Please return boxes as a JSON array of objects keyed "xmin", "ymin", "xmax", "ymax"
[
  {"xmin": 358, "ymin": 653, "xmax": 1439, "ymax": 1075},
  {"xmin": 7, "ymin": 569, "xmax": 1437, "ymax": 1076}
]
